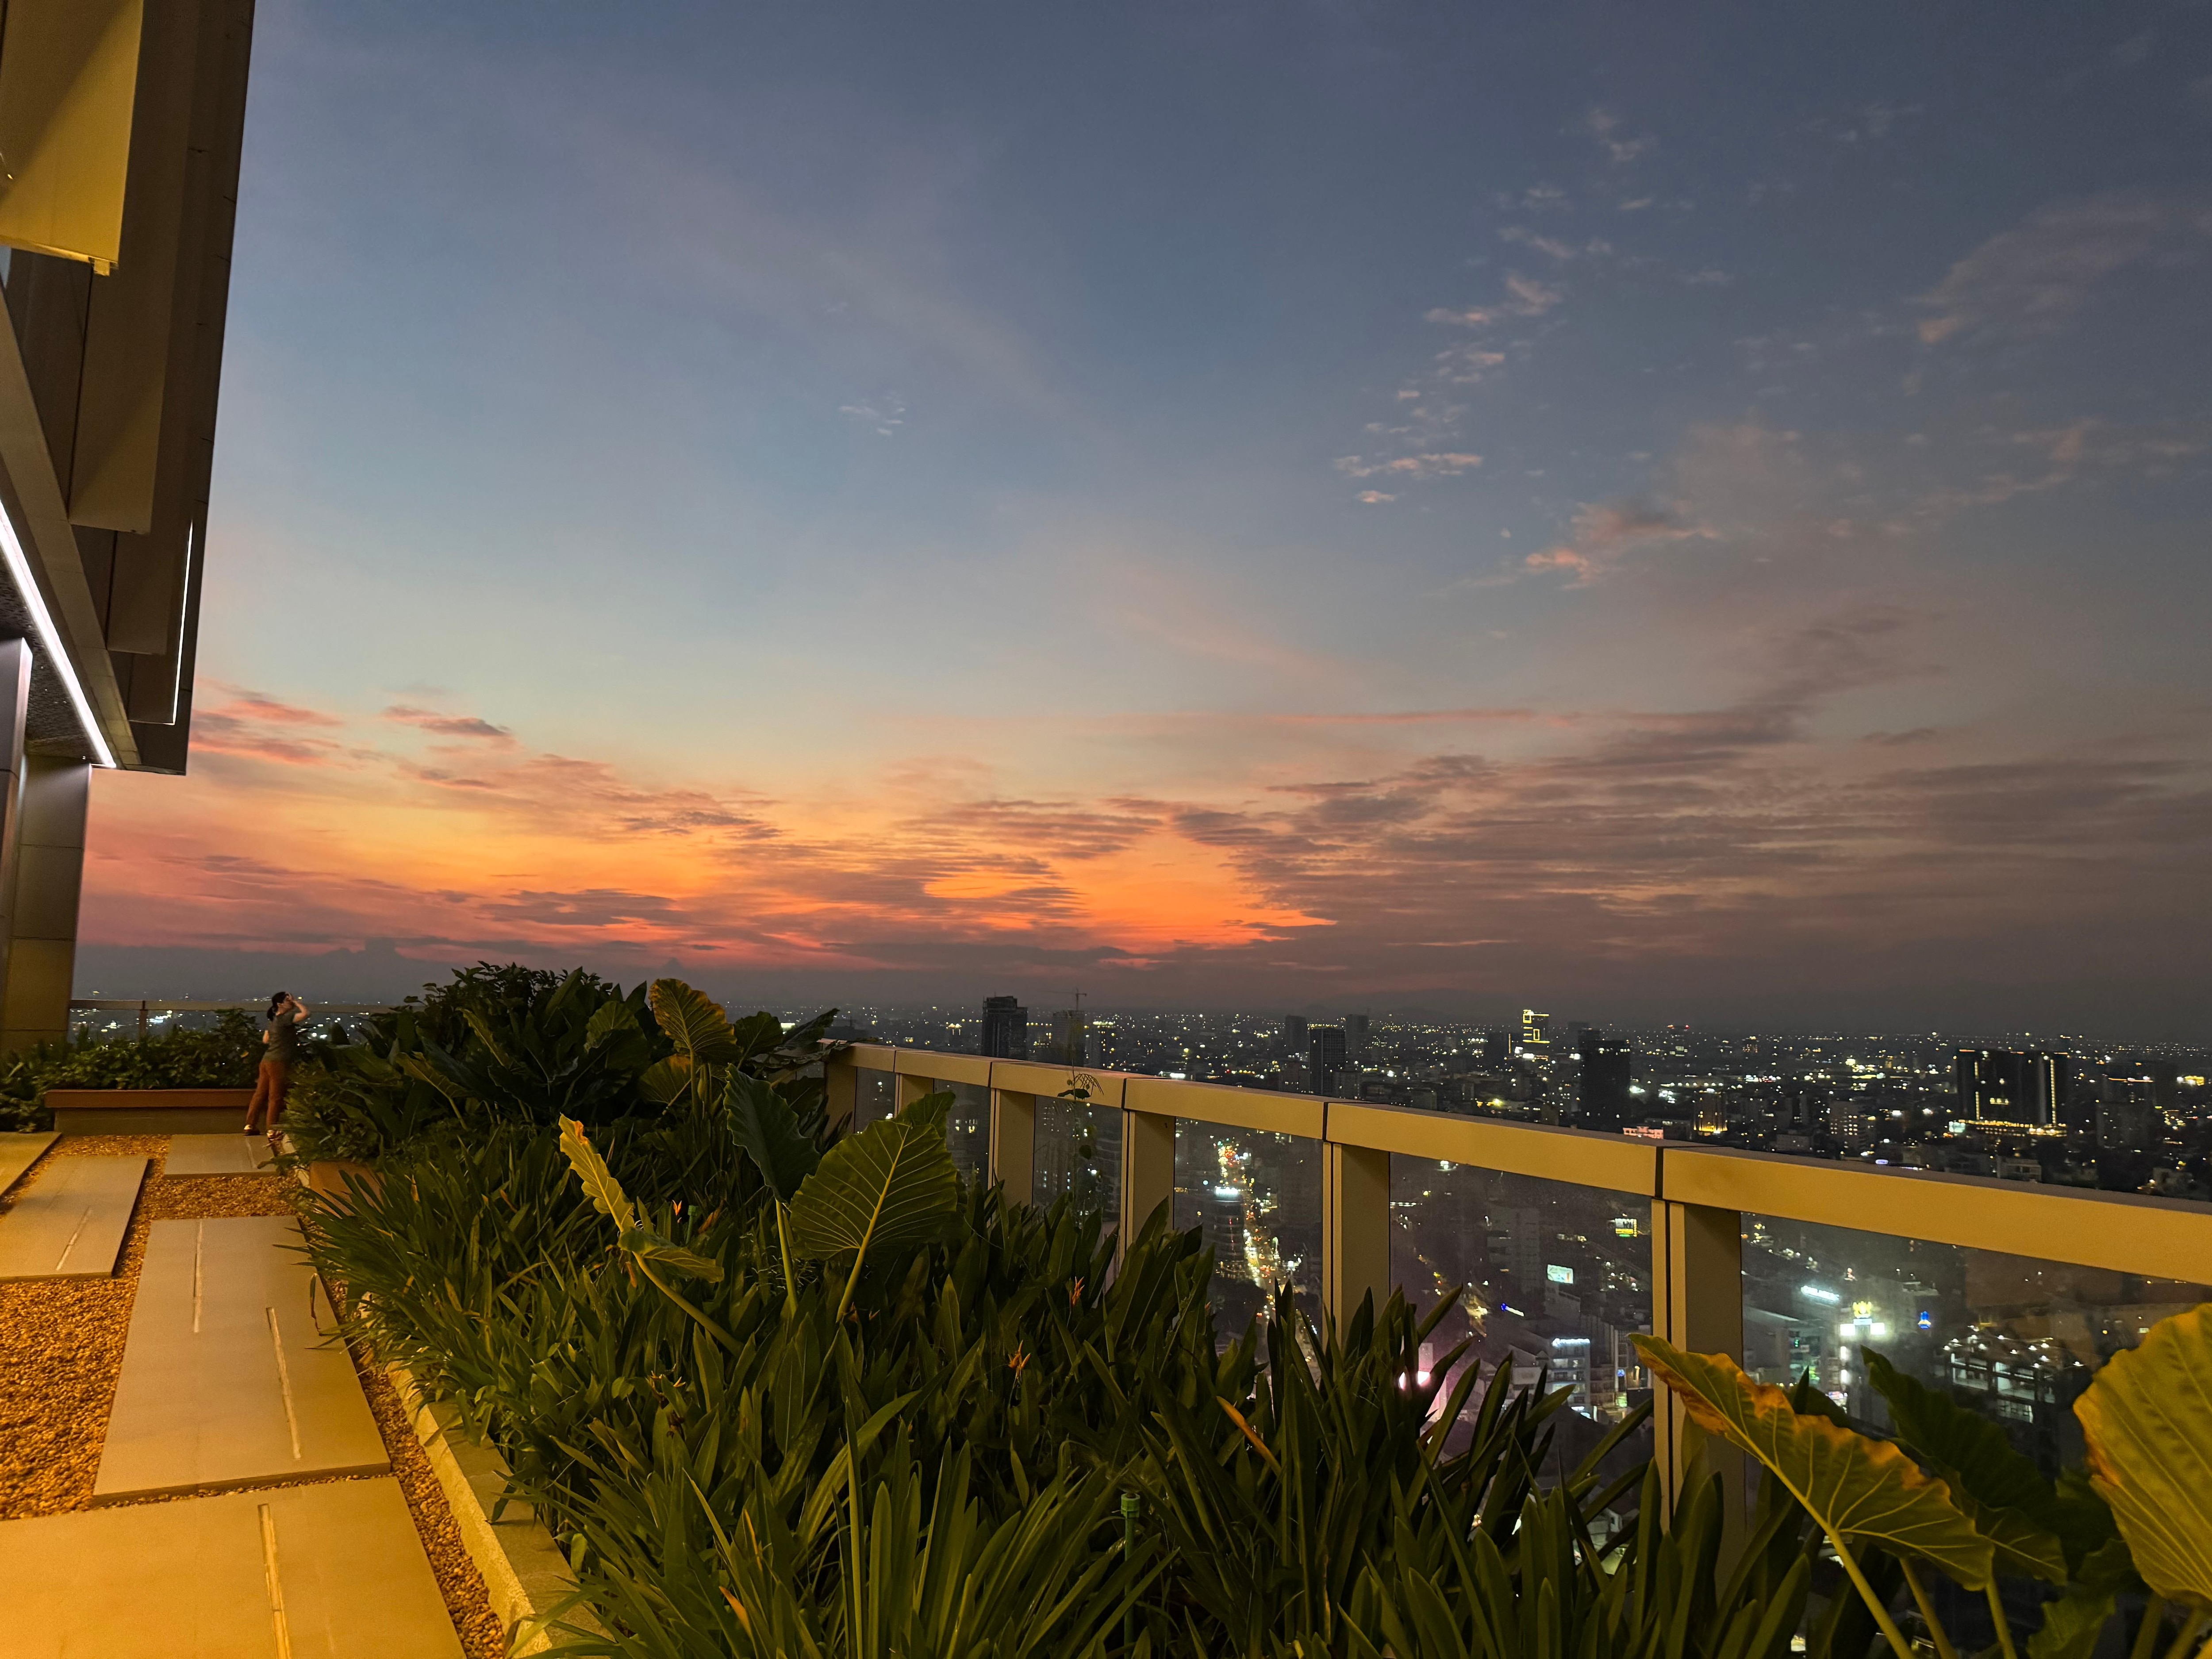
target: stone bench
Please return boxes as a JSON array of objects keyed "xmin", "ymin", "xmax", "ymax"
[{"xmin": 46, "ymin": 1088, "xmax": 255, "ymax": 1135}]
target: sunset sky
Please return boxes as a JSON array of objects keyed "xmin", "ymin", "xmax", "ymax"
[{"xmin": 79, "ymin": 0, "xmax": 2212, "ymax": 1036}]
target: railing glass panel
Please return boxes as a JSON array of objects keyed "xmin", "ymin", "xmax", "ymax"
[
  {"xmin": 944, "ymin": 1082, "xmax": 990, "ymax": 1183},
  {"xmin": 1740, "ymin": 1212, "xmax": 2211, "ymax": 1476},
  {"xmin": 1391, "ymin": 1158, "xmax": 1653, "ymax": 1482},
  {"xmin": 1034, "ymin": 1094, "xmax": 1121, "ymax": 1226},
  {"xmin": 854, "ymin": 1071, "xmax": 895, "ymax": 1129},
  {"xmin": 1174, "ymin": 1121, "xmax": 1321, "ymax": 1340}
]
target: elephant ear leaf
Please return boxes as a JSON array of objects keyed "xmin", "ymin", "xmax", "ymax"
[
  {"xmin": 787, "ymin": 1111, "xmax": 959, "ymax": 1263},
  {"xmin": 726, "ymin": 1072, "xmax": 818, "ymax": 1202},
  {"xmin": 638, "ymin": 1056, "xmax": 692, "ymax": 1106},
  {"xmin": 649, "ymin": 978, "xmax": 741, "ymax": 1064},
  {"xmin": 2075, "ymin": 1304, "xmax": 2212, "ymax": 1609},
  {"xmin": 558, "ymin": 1114, "xmax": 635, "ymax": 1231},
  {"xmin": 584, "ymin": 998, "xmax": 639, "ymax": 1050},
  {"xmin": 617, "ymin": 1225, "xmax": 723, "ymax": 1282},
  {"xmin": 1634, "ymin": 1335, "xmax": 1994, "ymax": 1589},
  {"xmin": 1863, "ymin": 1347, "xmax": 2068, "ymax": 1583},
  {"xmin": 2025, "ymin": 1539, "xmax": 2136, "ymax": 1659}
]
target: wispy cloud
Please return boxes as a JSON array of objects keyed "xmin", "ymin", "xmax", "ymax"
[
  {"xmin": 1586, "ymin": 107, "xmax": 1655, "ymax": 164},
  {"xmin": 1522, "ymin": 500, "xmax": 1714, "ymax": 585},
  {"xmin": 1915, "ymin": 191, "xmax": 2212, "ymax": 345},
  {"xmin": 1335, "ymin": 452, "xmax": 1483, "ymax": 481},
  {"xmin": 383, "ymin": 705, "xmax": 518, "ymax": 745}
]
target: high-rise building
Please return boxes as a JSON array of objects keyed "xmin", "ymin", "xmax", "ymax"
[
  {"xmin": 1281, "ymin": 1014, "xmax": 1309, "ymax": 1059},
  {"xmin": 1577, "ymin": 1032, "xmax": 1633, "ymax": 1129},
  {"xmin": 1520, "ymin": 1009, "xmax": 1551, "ymax": 1059},
  {"xmin": 1479, "ymin": 1029, "xmax": 1510, "ymax": 1065},
  {"xmin": 1345, "ymin": 1012, "xmax": 1372, "ymax": 1057},
  {"xmin": 2098, "ymin": 1077, "xmax": 2158, "ymax": 1152},
  {"xmin": 1048, "ymin": 1008, "xmax": 1088, "ymax": 1066},
  {"xmin": 979, "ymin": 996, "xmax": 1028, "ymax": 1059},
  {"xmin": 1955, "ymin": 1049, "xmax": 2071, "ymax": 1128},
  {"xmin": 1308, "ymin": 1025, "xmax": 1348, "ymax": 1097}
]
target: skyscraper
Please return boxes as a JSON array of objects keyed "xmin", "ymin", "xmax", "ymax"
[
  {"xmin": 1308, "ymin": 1025, "xmax": 1348, "ymax": 1097},
  {"xmin": 979, "ymin": 996, "xmax": 1028, "ymax": 1059},
  {"xmin": 1520, "ymin": 1009, "xmax": 1551, "ymax": 1059},
  {"xmin": 1479, "ymin": 1029, "xmax": 1510, "ymax": 1065},
  {"xmin": 1345, "ymin": 1013, "xmax": 1371, "ymax": 1057},
  {"xmin": 1955, "ymin": 1049, "xmax": 2071, "ymax": 1128},
  {"xmin": 1577, "ymin": 1031, "xmax": 1633, "ymax": 1129},
  {"xmin": 1048, "ymin": 1008, "xmax": 1088, "ymax": 1066},
  {"xmin": 1281, "ymin": 1014, "xmax": 1309, "ymax": 1059}
]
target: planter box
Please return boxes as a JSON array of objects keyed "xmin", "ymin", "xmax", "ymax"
[
  {"xmin": 386, "ymin": 1362, "xmax": 601, "ymax": 1652},
  {"xmin": 47, "ymin": 1088, "xmax": 254, "ymax": 1135}
]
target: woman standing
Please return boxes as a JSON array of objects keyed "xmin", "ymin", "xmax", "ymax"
[{"xmin": 243, "ymin": 991, "xmax": 310, "ymax": 1146}]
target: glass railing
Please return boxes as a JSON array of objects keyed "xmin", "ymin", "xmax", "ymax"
[{"xmin": 841, "ymin": 1043, "xmax": 2212, "ymax": 1497}]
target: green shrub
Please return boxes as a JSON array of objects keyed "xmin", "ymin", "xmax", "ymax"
[
  {"xmin": 0, "ymin": 1010, "xmax": 260, "ymax": 1132},
  {"xmin": 303, "ymin": 975, "xmax": 2197, "ymax": 1659},
  {"xmin": 283, "ymin": 962, "xmax": 836, "ymax": 1164}
]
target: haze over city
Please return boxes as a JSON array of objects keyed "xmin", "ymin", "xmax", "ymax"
[{"xmin": 75, "ymin": 1, "xmax": 2212, "ymax": 1039}]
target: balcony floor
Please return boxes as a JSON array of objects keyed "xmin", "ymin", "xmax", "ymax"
[{"xmin": 0, "ymin": 1133, "xmax": 502, "ymax": 1656}]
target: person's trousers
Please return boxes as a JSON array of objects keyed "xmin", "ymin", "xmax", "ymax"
[{"xmin": 246, "ymin": 1058, "xmax": 291, "ymax": 1130}]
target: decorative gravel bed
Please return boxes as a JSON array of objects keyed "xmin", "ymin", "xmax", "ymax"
[{"xmin": 0, "ymin": 1135, "xmax": 503, "ymax": 1659}]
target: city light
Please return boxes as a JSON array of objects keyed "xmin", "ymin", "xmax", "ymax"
[{"xmin": 1800, "ymin": 1285, "xmax": 1841, "ymax": 1305}]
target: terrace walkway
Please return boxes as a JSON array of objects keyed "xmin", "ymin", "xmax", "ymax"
[{"xmin": 0, "ymin": 1131, "xmax": 504, "ymax": 1658}]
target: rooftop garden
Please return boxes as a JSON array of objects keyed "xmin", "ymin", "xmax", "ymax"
[{"xmin": 294, "ymin": 967, "xmax": 2212, "ymax": 1659}]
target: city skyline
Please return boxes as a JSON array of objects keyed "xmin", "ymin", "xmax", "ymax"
[{"xmin": 71, "ymin": 1, "xmax": 2212, "ymax": 1036}]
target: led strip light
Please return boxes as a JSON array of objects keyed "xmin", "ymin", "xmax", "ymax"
[{"xmin": 0, "ymin": 499, "xmax": 117, "ymax": 768}]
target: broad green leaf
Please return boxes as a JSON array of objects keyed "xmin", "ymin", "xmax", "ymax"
[
  {"xmin": 617, "ymin": 1225, "xmax": 724, "ymax": 1282},
  {"xmin": 1634, "ymin": 1335, "xmax": 1994, "ymax": 1589},
  {"xmin": 638, "ymin": 1056, "xmax": 692, "ymax": 1106},
  {"xmin": 584, "ymin": 998, "xmax": 639, "ymax": 1049},
  {"xmin": 650, "ymin": 978, "xmax": 740, "ymax": 1063},
  {"xmin": 1863, "ymin": 1348, "xmax": 2067, "ymax": 1582},
  {"xmin": 727, "ymin": 1071, "xmax": 819, "ymax": 1201},
  {"xmin": 788, "ymin": 1111, "xmax": 960, "ymax": 1264},
  {"xmin": 2074, "ymin": 1303, "xmax": 2212, "ymax": 1609},
  {"xmin": 558, "ymin": 1114, "xmax": 636, "ymax": 1232},
  {"xmin": 461, "ymin": 1008, "xmax": 514, "ymax": 1069},
  {"xmin": 2025, "ymin": 1540, "xmax": 2133, "ymax": 1659}
]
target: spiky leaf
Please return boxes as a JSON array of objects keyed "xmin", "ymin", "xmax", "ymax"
[
  {"xmin": 1634, "ymin": 1335, "xmax": 1994, "ymax": 1588},
  {"xmin": 727, "ymin": 1071, "xmax": 819, "ymax": 1202},
  {"xmin": 788, "ymin": 1100, "xmax": 960, "ymax": 1264},
  {"xmin": 650, "ymin": 978, "xmax": 740, "ymax": 1063},
  {"xmin": 558, "ymin": 1114, "xmax": 635, "ymax": 1231},
  {"xmin": 2074, "ymin": 1303, "xmax": 2212, "ymax": 1608},
  {"xmin": 1864, "ymin": 1347, "xmax": 2068, "ymax": 1582}
]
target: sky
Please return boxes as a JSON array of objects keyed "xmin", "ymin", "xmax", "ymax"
[{"xmin": 76, "ymin": 0, "xmax": 2212, "ymax": 1037}]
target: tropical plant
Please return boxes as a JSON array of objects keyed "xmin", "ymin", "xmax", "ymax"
[
  {"xmin": 1638, "ymin": 1318, "xmax": 2212, "ymax": 1659},
  {"xmin": 301, "ymin": 969, "xmax": 2212, "ymax": 1659},
  {"xmin": 283, "ymin": 963, "xmax": 839, "ymax": 1164}
]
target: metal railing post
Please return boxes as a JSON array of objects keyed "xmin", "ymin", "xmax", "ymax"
[
  {"xmin": 1322, "ymin": 1138, "xmax": 1392, "ymax": 1333},
  {"xmin": 990, "ymin": 1088, "xmax": 1036, "ymax": 1202},
  {"xmin": 1651, "ymin": 1187, "xmax": 1746, "ymax": 1538}
]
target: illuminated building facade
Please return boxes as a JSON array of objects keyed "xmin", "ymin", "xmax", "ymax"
[{"xmin": 0, "ymin": 0, "xmax": 256, "ymax": 1048}]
